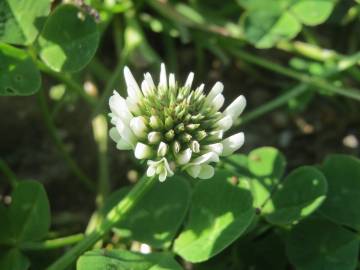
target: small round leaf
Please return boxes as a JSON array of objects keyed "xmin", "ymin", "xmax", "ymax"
[
  {"xmin": 286, "ymin": 218, "xmax": 359, "ymax": 270},
  {"xmin": 320, "ymin": 154, "xmax": 360, "ymax": 230},
  {"xmin": 8, "ymin": 181, "xmax": 51, "ymax": 243},
  {"xmin": 38, "ymin": 4, "xmax": 99, "ymax": 72},
  {"xmin": 242, "ymin": 8, "xmax": 301, "ymax": 48},
  {"xmin": 0, "ymin": 43, "xmax": 41, "ymax": 96},
  {"xmin": 290, "ymin": 0, "xmax": 335, "ymax": 26},
  {"xmin": 247, "ymin": 147, "xmax": 286, "ymax": 209},
  {"xmin": 265, "ymin": 166, "xmax": 327, "ymax": 225},
  {"xmin": 102, "ymin": 176, "xmax": 191, "ymax": 248},
  {"xmin": 174, "ymin": 170, "xmax": 255, "ymax": 262}
]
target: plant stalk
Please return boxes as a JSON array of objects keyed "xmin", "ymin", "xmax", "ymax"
[
  {"xmin": 46, "ymin": 176, "xmax": 157, "ymax": 270},
  {"xmin": 21, "ymin": 234, "xmax": 84, "ymax": 251}
]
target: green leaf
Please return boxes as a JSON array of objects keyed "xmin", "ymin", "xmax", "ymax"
[
  {"xmin": 0, "ymin": 203, "xmax": 11, "ymax": 244},
  {"xmin": 103, "ymin": 176, "xmax": 191, "ymax": 248},
  {"xmin": 77, "ymin": 250, "xmax": 182, "ymax": 270},
  {"xmin": 38, "ymin": 4, "xmax": 99, "ymax": 72},
  {"xmin": 8, "ymin": 181, "xmax": 50, "ymax": 243},
  {"xmin": 0, "ymin": 248, "xmax": 30, "ymax": 270},
  {"xmin": 320, "ymin": 154, "xmax": 360, "ymax": 230},
  {"xmin": 174, "ymin": 170, "xmax": 255, "ymax": 262},
  {"xmin": 240, "ymin": 0, "xmax": 335, "ymax": 47},
  {"xmin": 223, "ymin": 154, "xmax": 249, "ymax": 176},
  {"xmin": 247, "ymin": 147, "xmax": 286, "ymax": 209},
  {"xmin": 0, "ymin": 43, "xmax": 41, "ymax": 96},
  {"xmin": 242, "ymin": 7, "xmax": 301, "ymax": 48},
  {"xmin": 265, "ymin": 166, "xmax": 327, "ymax": 225},
  {"xmin": 0, "ymin": 0, "xmax": 51, "ymax": 45},
  {"xmin": 290, "ymin": 0, "xmax": 335, "ymax": 26},
  {"xmin": 286, "ymin": 218, "xmax": 359, "ymax": 270}
]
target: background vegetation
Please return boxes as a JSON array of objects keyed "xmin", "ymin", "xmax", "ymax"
[{"xmin": 1, "ymin": 0, "xmax": 360, "ymax": 269}]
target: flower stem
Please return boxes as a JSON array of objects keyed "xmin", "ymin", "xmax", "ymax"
[
  {"xmin": 0, "ymin": 159, "xmax": 18, "ymax": 189},
  {"xmin": 238, "ymin": 83, "xmax": 309, "ymax": 125},
  {"xmin": 226, "ymin": 47, "xmax": 360, "ymax": 102},
  {"xmin": 20, "ymin": 234, "xmax": 84, "ymax": 251},
  {"xmin": 37, "ymin": 89, "xmax": 95, "ymax": 192},
  {"xmin": 46, "ymin": 176, "xmax": 157, "ymax": 270}
]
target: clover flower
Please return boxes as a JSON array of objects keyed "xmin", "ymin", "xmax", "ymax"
[{"xmin": 109, "ymin": 64, "xmax": 246, "ymax": 182}]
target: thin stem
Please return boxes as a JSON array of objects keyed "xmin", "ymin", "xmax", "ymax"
[
  {"xmin": 46, "ymin": 176, "xmax": 157, "ymax": 270},
  {"xmin": 239, "ymin": 84, "xmax": 309, "ymax": 126},
  {"xmin": 0, "ymin": 159, "xmax": 18, "ymax": 188},
  {"xmin": 92, "ymin": 115, "xmax": 110, "ymax": 208},
  {"xmin": 21, "ymin": 234, "xmax": 84, "ymax": 251},
  {"xmin": 37, "ymin": 89, "xmax": 95, "ymax": 192},
  {"xmin": 227, "ymin": 47, "xmax": 360, "ymax": 102}
]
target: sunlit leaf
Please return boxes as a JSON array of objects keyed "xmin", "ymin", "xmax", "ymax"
[
  {"xmin": 77, "ymin": 250, "xmax": 182, "ymax": 270},
  {"xmin": 0, "ymin": 0, "xmax": 51, "ymax": 45},
  {"xmin": 247, "ymin": 147, "xmax": 286, "ymax": 210},
  {"xmin": 38, "ymin": 4, "xmax": 99, "ymax": 72},
  {"xmin": 265, "ymin": 166, "xmax": 327, "ymax": 225},
  {"xmin": 102, "ymin": 176, "xmax": 191, "ymax": 248},
  {"xmin": 174, "ymin": 170, "xmax": 255, "ymax": 262}
]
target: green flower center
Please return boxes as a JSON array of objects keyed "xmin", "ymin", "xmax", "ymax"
[{"xmin": 135, "ymin": 85, "xmax": 222, "ymax": 159}]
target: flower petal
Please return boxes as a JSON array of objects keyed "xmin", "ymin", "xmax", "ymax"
[
  {"xmin": 134, "ymin": 143, "xmax": 153, "ymax": 159},
  {"xmin": 157, "ymin": 142, "xmax": 168, "ymax": 157},
  {"xmin": 124, "ymin": 66, "xmax": 142, "ymax": 101},
  {"xmin": 109, "ymin": 91, "xmax": 133, "ymax": 124},
  {"xmin": 209, "ymin": 130, "xmax": 224, "ymax": 140},
  {"xmin": 147, "ymin": 165, "xmax": 156, "ymax": 177},
  {"xmin": 116, "ymin": 139, "xmax": 133, "ymax": 150},
  {"xmin": 222, "ymin": 132, "xmax": 245, "ymax": 156},
  {"xmin": 159, "ymin": 63, "xmax": 167, "ymax": 89},
  {"xmin": 189, "ymin": 152, "xmax": 219, "ymax": 165},
  {"xmin": 216, "ymin": 115, "xmax": 233, "ymax": 132},
  {"xmin": 144, "ymin": 72, "xmax": 156, "ymax": 90},
  {"xmin": 198, "ymin": 164, "xmax": 215, "ymax": 179},
  {"xmin": 109, "ymin": 127, "xmax": 121, "ymax": 143},
  {"xmin": 186, "ymin": 165, "xmax": 201, "ymax": 178},
  {"xmin": 130, "ymin": 116, "xmax": 147, "ymax": 139},
  {"xmin": 224, "ymin": 95, "xmax": 246, "ymax": 121},
  {"xmin": 184, "ymin": 72, "xmax": 194, "ymax": 89},
  {"xmin": 203, "ymin": 143, "xmax": 223, "ymax": 155},
  {"xmin": 141, "ymin": 80, "xmax": 151, "ymax": 96},
  {"xmin": 169, "ymin": 73, "xmax": 176, "ymax": 89},
  {"xmin": 115, "ymin": 120, "xmax": 136, "ymax": 147},
  {"xmin": 206, "ymin": 82, "xmax": 223, "ymax": 103},
  {"xmin": 176, "ymin": 148, "xmax": 192, "ymax": 165},
  {"xmin": 210, "ymin": 94, "xmax": 225, "ymax": 111}
]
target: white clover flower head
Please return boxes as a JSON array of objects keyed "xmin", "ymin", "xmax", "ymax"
[{"xmin": 109, "ymin": 64, "xmax": 246, "ymax": 181}]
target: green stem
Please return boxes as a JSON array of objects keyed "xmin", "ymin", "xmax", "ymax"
[
  {"xmin": 239, "ymin": 84, "xmax": 309, "ymax": 125},
  {"xmin": 0, "ymin": 159, "xmax": 18, "ymax": 188},
  {"xmin": 46, "ymin": 176, "xmax": 157, "ymax": 270},
  {"xmin": 276, "ymin": 40, "xmax": 338, "ymax": 62},
  {"xmin": 37, "ymin": 89, "xmax": 95, "ymax": 192},
  {"xmin": 21, "ymin": 234, "xmax": 84, "ymax": 251},
  {"xmin": 227, "ymin": 47, "xmax": 360, "ymax": 102},
  {"xmin": 92, "ymin": 115, "xmax": 110, "ymax": 208}
]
